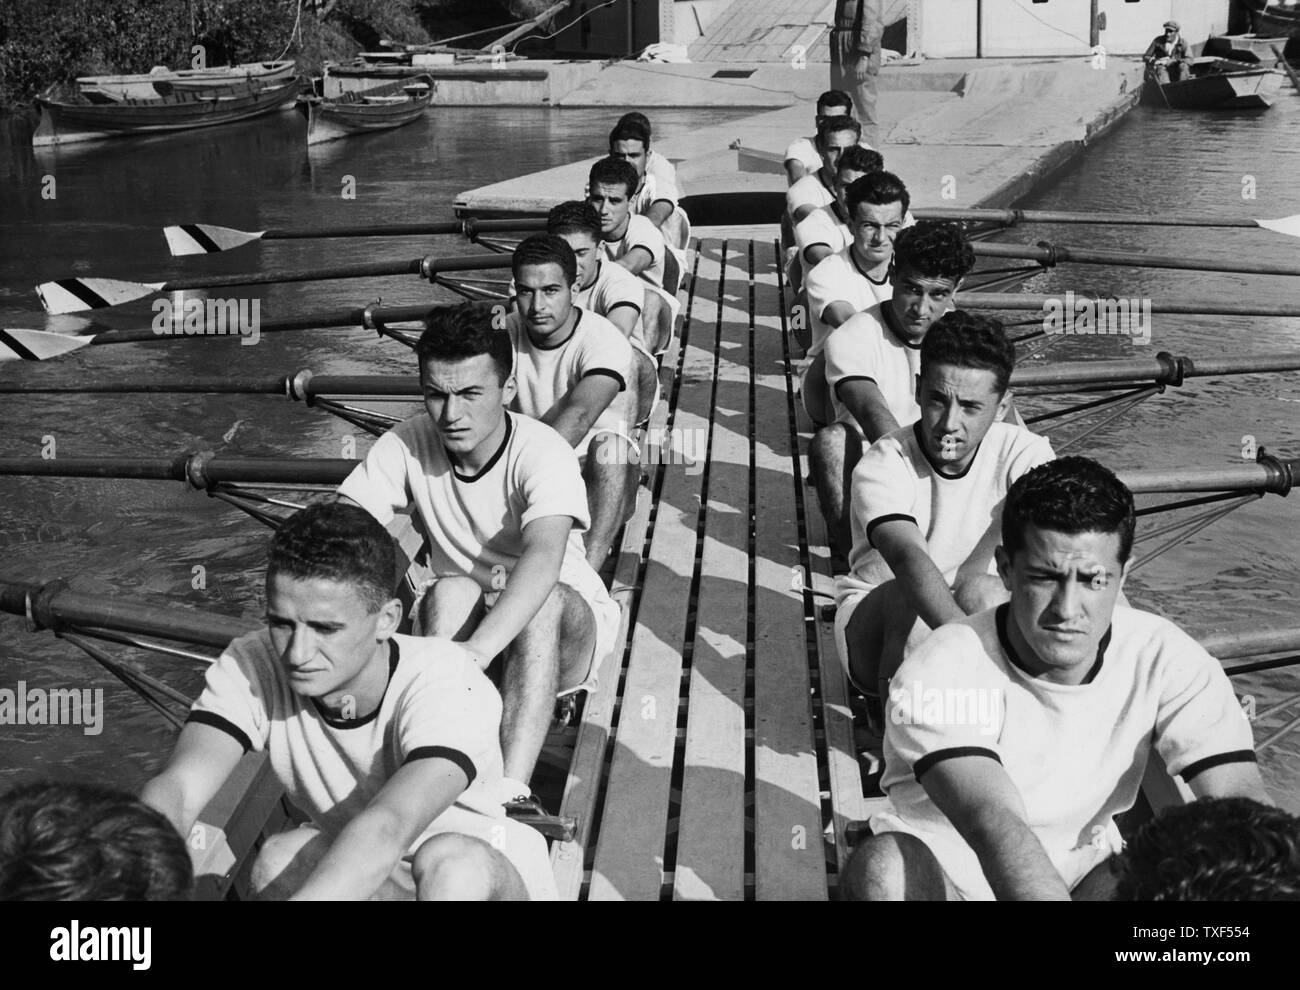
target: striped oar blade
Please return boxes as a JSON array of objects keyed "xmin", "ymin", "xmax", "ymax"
[
  {"xmin": 36, "ymin": 277, "xmax": 166, "ymax": 315},
  {"xmin": 0, "ymin": 328, "xmax": 93, "ymax": 362},
  {"xmin": 1256, "ymin": 214, "xmax": 1300, "ymax": 239},
  {"xmin": 164, "ymin": 223, "xmax": 264, "ymax": 256}
]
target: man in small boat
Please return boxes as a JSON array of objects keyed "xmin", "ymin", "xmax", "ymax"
[
  {"xmin": 608, "ymin": 114, "xmax": 689, "ymax": 252},
  {"xmin": 337, "ymin": 304, "xmax": 620, "ymax": 809},
  {"xmin": 800, "ymin": 169, "xmax": 911, "ymax": 429},
  {"xmin": 810, "ymin": 221, "xmax": 975, "ymax": 560},
  {"xmin": 1111, "ymin": 797, "xmax": 1299, "ymax": 900},
  {"xmin": 141, "ymin": 500, "xmax": 557, "ymax": 900},
  {"xmin": 784, "ymin": 89, "xmax": 859, "ymax": 187},
  {"xmin": 548, "ymin": 200, "xmax": 660, "ymax": 425},
  {"xmin": 833, "ymin": 312, "xmax": 1052, "ymax": 704},
  {"xmin": 842, "ymin": 456, "xmax": 1270, "ymax": 901},
  {"xmin": 1, "ymin": 780, "xmax": 193, "ymax": 900},
  {"xmin": 787, "ymin": 115, "xmax": 864, "ymax": 227},
  {"xmin": 506, "ymin": 233, "xmax": 639, "ymax": 571},
  {"xmin": 1144, "ymin": 20, "xmax": 1191, "ymax": 84},
  {"xmin": 588, "ymin": 156, "xmax": 676, "ymax": 352}
]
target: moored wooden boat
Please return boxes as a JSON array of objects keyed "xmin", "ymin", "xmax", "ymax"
[
  {"xmin": 1141, "ymin": 57, "xmax": 1283, "ymax": 110},
  {"xmin": 33, "ymin": 77, "xmax": 302, "ymax": 147},
  {"xmin": 1204, "ymin": 33, "xmax": 1296, "ymax": 63},
  {"xmin": 297, "ymin": 75, "xmax": 434, "ymax": 146},
  {"xmin": 76, "ymin": 60, "xmax": 297, "ymax": 101},
  {"xmin": 1250, "ymin": 1, "xmax": 1300, "ymax": 40}
]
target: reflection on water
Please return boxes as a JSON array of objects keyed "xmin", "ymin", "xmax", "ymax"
[{"xmin": 1, "ymin": 94, "xmax": 1298, "ymax": 805}]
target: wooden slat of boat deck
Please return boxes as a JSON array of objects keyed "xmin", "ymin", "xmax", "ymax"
[{"xmin": 567, "ymin": 236, "xmax": 856, "ymax": 900}]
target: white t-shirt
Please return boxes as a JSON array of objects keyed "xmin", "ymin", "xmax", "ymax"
[
  {"xmin": 784, "ymin": 135, "xmax": 822, "ymax": 173},
  {"xmin": 837, "ymin": 421, "xmax": 1055, "ymax": 604},
  {"xmin": 631, "ymin": 169, "xmax": 679, "ymax": 216},
  {"xmin": 647, "ymin": 149, "xmax": 683, "ymax": 199},
  {"xmin": 602, "ymin": 214, "xmax": 665, "ymax": 289},
  {"xmin": 786, "ymin": 170, "xmax": 836, "ymax": 220},
  {"xmin": 338, "ymin": 412, "xmax": 612, "ymax": 620},
  {"xmin": 874, "ymin": 604, "xmax": 1256, "ymax": 899},
  {"xmin": 803, "ymin": 244, "xmax": 893, "ymax": 356},
  {"xmin": 823, "ymin": 301, "xmax": 922, "ymax": 438},
  {"xmin": 795, "ymin": 208, "xmax": 851, "ymax": 261},
  {"xmin": 505, "ymin": 308, "xmax": 633, "ymax": 456},
  {"xmin": 574, "ymin": 260, "xmax": 646, "ymax": 347}
]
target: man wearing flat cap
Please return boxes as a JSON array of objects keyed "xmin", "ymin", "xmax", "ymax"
[{"xmin": 1144, "ymin": 20, "xmax": 1190, "ymax": 84}]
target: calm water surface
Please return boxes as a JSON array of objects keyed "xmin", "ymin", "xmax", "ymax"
[{"xmin": 1, "ymin": 94, "xmax": 1298, "ymax": 805}]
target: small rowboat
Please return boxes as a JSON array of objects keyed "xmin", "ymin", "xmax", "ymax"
[
  {"xmin": 1204, "ymin": 33, "xmax": 1295, "ymax": 63},
  {"xmin": 297, "ymin": 75, "xmax": 434, "ymax": 146},
  {"xmin": 75, "ymin": 60, "xmax": 297, "ymax": 102},
  {"xmin": 1249, "ymin": 1, "xmax": 1300, "ymax": 40},
  {"xmin": 33, "ymin": 77, "xmax": 302, "ymax": 147},
  {"xmin": 1142, "ymin": 57, "xmax": 1283, "ymax": 110}
]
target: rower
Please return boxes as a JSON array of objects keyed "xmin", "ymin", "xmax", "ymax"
[
  {"xmin": 793, "ymin": 145, "xmax": 884, "ymax": 275},
  {"xmin": 337, "ymin": 304, "xmax": 621, "ymax": 809},
  {"xmin": 833, "ymin": 312, "xmax": 1052, "ymax": 706},
  {"xmin": 141, "ymin": 500, "xmax": 558, "ymax": 900},
  {"xmin": 608, "ymin": 113, "xmax": 690, "ymax": 252},
  {"xmin": 547, "ymin": 200, "xmax": 660, "ymax": 425},
  {"xmin": 800, "ymin": 169, "xmax": 910, "ymax": 428},
  {"xmin": 784, "ymin": 89, "xmax": 858, "ymax": 186},
  {"xmin": 787, "ymin": 115, "xmax": 862, "ymax": 227},
  {"xmin": 1143, "ymin": 20, "xmax": 1191, "ymax": 84},
  {"xmin": 588, "ymin": 156, "xmax": 679, "ymax": 354},
  {"xmin": 842, "ymin": 456, "xmax": 1270, "ymax": 901},
  {"xmin": 507, "ymin": 233, "xmax": 639, "ymax": 571}
]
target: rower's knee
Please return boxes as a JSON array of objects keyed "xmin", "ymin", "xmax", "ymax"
[
  {"xmin": 249, "ymin": 827, "xmax": 322, "ymax": 900},
  {"xmin": 953, "ymin": 574, "xmax": 1008, "ymax": 614},
  {"xmin": 412, "ymin": 832, "xmax": 517, "ymax": 901},
  {"xmin": 417, "ymin": 575, "xmax": 484, "ymax": 639},
  {"xmin": 810, "ymin": 423, "xmax": 847, "ymax": 474},
  {"xmin": 841, "ymin": 831, "xmax": 946, "ymax": 901}
]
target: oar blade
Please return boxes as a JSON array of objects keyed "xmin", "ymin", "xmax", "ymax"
[
  {"xmin": 0, "ymin": 328, "xmax": 93, "ymax": 362},
  {"xmin": 164, "ymin": 223, "xmax": 264, "ymax": 256},
  {"xmin": 35, "ymin": 277, "xmax": 165, "ymax": 314},
  {"xmin": 1257, "ymin": 214, "xmax": 1300, "ymax": 239}
]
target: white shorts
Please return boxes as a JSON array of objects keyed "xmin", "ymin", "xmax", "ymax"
[
  {"xmin": 867, "ymin": 804, "xmax": 1114, "ymax": 901},
  {"xmin": 832, "ymin": 587, "xmax": 875, "ymax": 695}
]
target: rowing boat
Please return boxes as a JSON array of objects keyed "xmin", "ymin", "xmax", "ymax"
[
  {"xmin": 297, "ymin": 75, "xmax": 434, "ymax": 146},
  {"xmin": 33, "ymin": 78, "xmax": 302, "ymax": 147},
  {"xmin": 75, "ymin": 60, "xmax": 297, "ymax": 102},
  {"xmin": 1249, "ymin": 0, "xmax": 1300, "ymax": 40},
  {"xmin": 1204, "ymin": 33, "xmax": 1297, "ymax": 63},
  {"xmin": 1141, "ymin": 57, "xmax": 1284, "ymax": 110}
]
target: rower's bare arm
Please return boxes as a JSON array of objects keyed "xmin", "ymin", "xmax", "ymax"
[
  {"xmin": 821, "ymin": 300, "xmax": 858, "ymax": 330},
  {"xmin": 837, "ymin": 378, "xmax": 900, "ymax": 443},
  {"xmin": 616, "ymin": 245, "xmax": 654, "ymax": 278},
  {"xmin": 463, "ymin": 514, "xmax": 569, "ymax": 663},
  {"xmin": 1187, "ymin": 761, "xmax": 1272, "ymax": 804},
  {"xmin": 922, "ymin": 756, "xmax": 1071, "ymax": 901},
  {"xmin": 645, "ymin": 200, "xmax": 674, "ymax": 229},
  {"xmin": 605, "ymin": 303, "xmax": 641, "ymax": 339},
  {"xmin": 872, "ymin": 519, "xmax": 966, "ymax": 630},
  {"xmin": 784, "ymin": 159, "xmax": 808, "ymax": 185},
  {"xmin": 290, "ymin": 757, "xmax": 469, "ymax": 901},
  {"xmin": 802, "ymin": 243, "xmax": 833, "ymax": 267},
  {"xmin": 140, "ymin": 721, "xmax": 244, "ymax": 837},
  {"xmin": 791, "ymin": 203, "xmax": 817, "ymax": 225},
  {"xmin": 954, "ymin": 509, "xmax": 1005, "ymax": 586},
  {"xmin": 542, "ymin": 375, "xmax": 621, "ymax": 448}
]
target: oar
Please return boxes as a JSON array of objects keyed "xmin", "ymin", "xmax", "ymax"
[
  {"xmin": 0, "ymin": 301, "xmax": 436, "ymax": 362},
  {"xmin": 971, "ymin": 240, "xmax": 1300, "ymax": 278},
  {"xmin": 36, "ymin": 252, "xmax": 512, "ymax": 314},
  {"xmin": 959, "ymin": 294, "xmax": 1300, "ymax": 317},
  {"xmin": 1272, "ymin": 44, "xmax": 1300, "ymax": 94},
  {"xmin": 913, "ymin": 207, "xmax": 1300, "ymax": 239},
  {"xmin": 163, "ymin": 217, "xmax": 547, "ymax": 256}
]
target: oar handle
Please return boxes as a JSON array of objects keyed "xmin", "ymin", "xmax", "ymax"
[
  {"xmin": 972, "ymin": 240, "xmax": 1300, "ymax": 277},
  {"xmin": 915, "ymin": 207, "xmax": 1257, "ymax": 228}
]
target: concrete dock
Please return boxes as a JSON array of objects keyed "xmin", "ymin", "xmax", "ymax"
[{"xmin": 454, "ymin": 57, "xmax": 1145, "ymax": 223}]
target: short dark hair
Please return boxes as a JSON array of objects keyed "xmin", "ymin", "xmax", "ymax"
[
  {"xmin": 1001, "ymin": 456, "xmax": 1136, "ymax": 565},
  {"xmin": 921, "ymin": 311, "xmax": 1015, "ymax": 396},
  {"xmin": 816, "ymin": 89, "xmax": 853, "ymax": 115},
  {"xmin": 547, "ymin": 200, "xmax": 602, "ymax": 242},
  {"xmin": 0, "ymin": 780, "xmax": 194, "ymax": 900},
  {"xmin": 268, "ymin": 499, "xmax": 397, "ymax": 613},
  {"xmin": 415, "ymin": 302, "xmax": 513, "ymax": 386},
  {"xmin": 816, "ymin": 114, "xmax": 861, "ymax": 147},
  {"xmin": 892, "ymin": 220, "xmax": 975, "ymax": 282},
  {"xmin": 837, "ymin": 145, "xmax": 884, "ymax": 178},
  {"xmin": 846, "ymin": 168, "xmax": 909, "ymax": 216},
  {"xmin": 617, "ymin": 111, "xmax": 652, "ymax": 137},
  {"xmin": 609, "ymin": 118, "xmax": 650, "ymax": 150},
  {"xmin": 512, "ymin": 232, "xmax": 577, "ymax": 287},
  {"xmin": 588, "ymin": 156, "xmax": 639, "ymax": 198},
  {"xmin": 1112, "ymin": 798, "xmax": 1300, "ymax": 901}
]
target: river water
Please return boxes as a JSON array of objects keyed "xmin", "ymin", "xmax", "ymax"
[{"xmin": 1, "ymin": 93, "xmax": 1298, "ymax": 808}]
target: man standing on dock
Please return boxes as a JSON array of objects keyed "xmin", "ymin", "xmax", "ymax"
[
  {"xmin": 842, "ymin": 457, "xmax": 1269, "ymax": 901},
  {"xmin": 1143, "ymin": 20, "xmax": 1191, "ymax": 84},
  {"xmin": 831, "ymin": 0, "xmax": 883, "ymax": 148}
]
